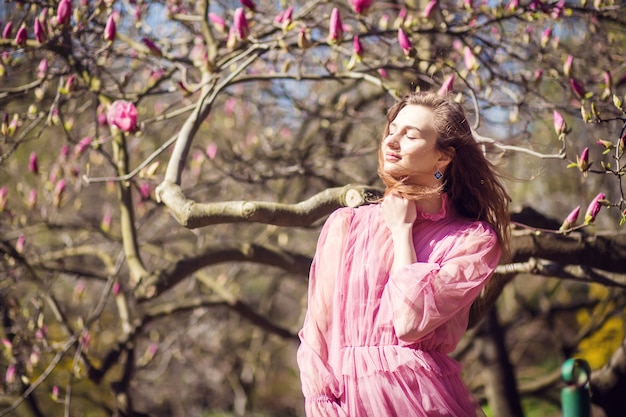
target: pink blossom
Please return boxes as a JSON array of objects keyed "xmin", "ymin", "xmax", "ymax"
[
  {"xmin": 233, "ymin": 8, "xmax": 249, "ymax": 40},
  {"xmin": 107, "ymin": 100, "xmax": 138, "ymax": 132},
  {"xmin": 141, "ymin": 37, "xmax": 162, "ymax": 57},
  {"xmin": 206, "ymin": 143, "xmax": 218, "ymax": 160},
  {"xmin": 2, "ymin": 22, "xmax": 13, "ymax": 39},
  {"xmin": 60, "ymin": 144, "xmax": 69, "ymax": 161},
  {"xmin": 553, "ymin": 110, "xmax": 565, "ymax": 135},
  {"xmin": 327, "ymin": 8, "xmax": 343, "ymax": 44},
  {"xmin": 29, "ymin": 152, "xmax": 39, "ymax": 175},
  {"xmin": 15, "ymin": 25, "xmax": 27, "ymax": 46},
  {"xmin": 297, "ymin": 27, "xmax": 311, "ymax": 49},
  {"xmin": 569, "ymin": 78, "xmax": 585, "ymax": 99},
  {"xmin": 350, "ymin": 0, "xmax": 373, "ymax": 14},
  {"xmin": 54, "ymin": 179, "xmax": 66, "ymax": 207},
  {"xmin": 51, "ymin": 385, "xmax": 59, "ymax": 401},
  {"xmin": 37, "ymin": 59, "xmax": 48, "ymax": 79},
  {"xmin": 101, "ymin": 210, "xmax": 112, "ymax": 232},
  {"xmin": 584, "ymin": 193, "xmax": 606, "ymax": 225},
  {"xmin": 563, "ymin": 54, "xmax": 573, "ymax": 77},
  {"xmin": 533, "ymin": 68, "xmax": 543, "ymax": 84},
  {"xmin": 576, "ymin": 147, "xmax": 591, "ymax": 173},
  {"xmin": 0, "ymin": 186, "xmax": 7, "ymax": 211},
  {"xmin": 423, "ymin": 0, "xmax": 438, "ymax": 18},
  {"xmin": 34, "ymin": 18, "xmax": 46, "ymax": 43},
  {"xmin": 353, "ymin": 35, "xmax": 363, "ymax": 58},
  {"xmin": 240, "ymin": 0, "xmax": 256, "ymax": 12},
  {"xmin": 104, "ymin": 14, "xmax": 116, "ymax": 42},
  {"xmin": 398, "ymin": 28, "xmax": 412, "ymax": 55},
  {"xmin": 139, "ymin": 183, "xmax": 151, "ymax": 200},
  {"xmin": 57, "ymin": 0, "xmax": 72, "ymax": 25},
  {"xmin": 112, "ymin": 281, "xmax": 121, "ymax": 295},
  {"xmin": 5, "ymin": 364, "xmax": 16, "ymax": 384},
  {"xmin": 604, "ymin": 71, "xmax": 612, "ymax": 87},
  {"xmin": 507, "ymin": 0, "xmax": 520, "ymax": 11},
  {"xmin": 464, "ymin": 46, "xmax": 477, "ymax": 70},
  {"xmin": 16, "ymin": 234, "xmax": 25, "ymax": 253},
  {"xmin": 437, "ymin": 74, "xmax": 455, "ymax": 96},
  {"xmin": 74, "ymin": 136, "xmax": 93, "ymax": 156},
  {"xmin": 540, "ymin": 27, "xmax": 552, "ymax": 48},
  {"xmin": 209, "ymin": 13, "xmax": 228, "ymax": 33},
  {"xmin": 27, "ymin": 189, "xmax": 37, "ymax": 209}
]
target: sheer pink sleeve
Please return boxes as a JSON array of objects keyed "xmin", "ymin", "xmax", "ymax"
[
  {"xmin": 382, "ymin": 221, "xmax": 501, "ymax": 342},
  {"xmin": 297, "ymin": 209, "xmax": 352, "ymax": 416}
]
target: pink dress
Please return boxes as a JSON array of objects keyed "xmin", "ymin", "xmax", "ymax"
[{"xmin": 297, "ymin": 195, "xmax": 501, "ymax": 417}]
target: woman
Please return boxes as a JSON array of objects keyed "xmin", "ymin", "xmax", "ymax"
[{"xmin": 297, "ymin": 91, "xmax": 510, "ymax": 417}]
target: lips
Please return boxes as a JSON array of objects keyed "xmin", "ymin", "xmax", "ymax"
[{"xmin": 384, "ymin": 152, "xmax": 401, "ymax": 162}]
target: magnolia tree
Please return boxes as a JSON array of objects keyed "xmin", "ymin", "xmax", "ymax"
[{"xmin": 1, "ymin": 0, "xmax": 626, "ymax": 416}]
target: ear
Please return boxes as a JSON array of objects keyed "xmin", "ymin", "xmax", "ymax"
[{"xmin": 437, "ymin": 146, "xmax": 454, "ymax": 171}]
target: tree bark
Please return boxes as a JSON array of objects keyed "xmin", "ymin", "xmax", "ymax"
[
  {"xmin": 477, "ymin": 308, "xmax": 525, "ymax": 417},
  {"xmin": 591, "ymin": 337, "xmax": 626, "ymax": 417}
]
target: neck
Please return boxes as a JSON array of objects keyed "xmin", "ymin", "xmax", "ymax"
[{"xmin": 415, "ymin": 194, "xmax": 443, "ymax": 214}]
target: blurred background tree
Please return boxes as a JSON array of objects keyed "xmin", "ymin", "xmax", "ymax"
[{"xmin": 1, "ymin": 0, "xmax": 625, "ymax": 416}]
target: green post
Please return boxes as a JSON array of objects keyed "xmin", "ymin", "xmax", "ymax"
[{"xmin": 561, "ymin": 358, "xmax": 591, "ymax": 417}]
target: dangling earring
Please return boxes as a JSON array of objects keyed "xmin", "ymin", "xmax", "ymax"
[{"xmin": 434, "ymin": 170, "xmax": 443, "ymax": 180}]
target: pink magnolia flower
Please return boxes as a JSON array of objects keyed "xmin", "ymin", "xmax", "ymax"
[
  {"xmin": 297, "ymin": 27, "xmax": 311, "ymax": 49},
  {"xmin": 576, "ymin": 147, "xmax": 591, "ymax": 174},
  {"xmin": 553, "ymin": 110, "xmax": 566, "ymax": 135},
  {"xmin": 57, "ymin": 0, "xmax": 72, "ymax": 25},
  {"xmin": 37, "ymin": 58, "xmax": 48, "ymax": 79},
  {"xmin": 353, "ymin": 35, "xmax": 363, "ymax": 59},
  {"xmin": 0, "ymin": 186, "xmax": 7, "ymax": 211},
  {"xmin": 464, "ymin": 46, "xmax": 477, "ymax": 70},
  {"xmin": 16, "ymin": 234, "xmax": 25, "ymax": 253},
  {"xmin": 29, "ymin": 152, "xmax": 39, "ymax": 175},
  {"xmin": 206, "ymin": 143, "xmax": 218, "ymax": 160},
  {"xmin": 604, "ymin": 70, "xmax": 612, "ymax": 88},
  {"xmin": 398, "ymin": 28, "xmax": 412, "ymax": 55},
  {"xmin": 141, "ymin": 37, "xmax": 162, "ymax": 57},
  {"xmin": 507, "ymin": 0, "xmax": 520, "ymax": 11},
  {"xmin": 437, "ymin": 74, "xmax": 455, "ymax": 96},
  {"xmin": 104, "ymin": 14, "xmax": 116, "ymax": 42},
  {"xmin": 209, "ymin": 13, "xmax": 228, "ymax": 33},
  {"xmin": 584, "ymin": 193, "xmax": 606, "ymax": 225},
  {"xmin": 27, "ymin": 189, "xmax": 37, "ymax": 209},
  {"xmin": 533, "ymin": 68, "xmax": 543, "ymax": 85},
  {"xmin": 569, "ymin": 77, "xmax": 585, "ymax": 99},
  {"xmin": 107, "ymin": 100, "xmax": 138, "ymax": 132},
  {"xmin": 233, "ymin": 8, "xmax": 249, "ymax": 40},
  {"xmin": 240, "ymin": 0, "xmax": 256, "ymax": 12},
  {"xmin": 327, "ymin": 8, "xmax": 344, "ymax": 44},
  {"xmin": 350, "ymin": 0, "xmax": 373, "ymax": 14},
  {"xmin": 34, "ymin": 18, "xmax": 47, "ymax": 43},
  {"xmin": 540, "ymin": 27, "xmax": 552, "ymax": 48},
  {"xmin": 53, "ymin": 179, "xmax": 66, "ymax": 207},
  {"xmin": 2, "ymin": 21, "xmax": 13, "ymax": 39},
  {"xmin": 423, "ymin": 0, "xmax": 438, "ymax": 18},
  {"xmin": 5, "ymin": 364, "xmax": 16, "ymax": 384},
  {"xmin": 15, "ymin": 25, "xmax": 27, "ymax": 46},
  {"xmin": 563, "ymin": 54, "xmax": 573, "ymax": 77},
  {"xmin": 74, "ymin": 136, "xmax": 93, "ymax": 156}
]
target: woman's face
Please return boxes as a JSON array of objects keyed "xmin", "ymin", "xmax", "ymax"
[{"xmin": 381, "ymin": 104, "xmax": 450, "ymax": 186}]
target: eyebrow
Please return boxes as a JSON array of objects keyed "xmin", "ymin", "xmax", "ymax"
[{"xmin": 390, "ymin": 122, "xmax": 428, "ymax": 133}]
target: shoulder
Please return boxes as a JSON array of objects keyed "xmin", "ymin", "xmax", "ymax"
[{"xmin": 437, "ymin": 217, "xmax": 499, "ymax": 251}]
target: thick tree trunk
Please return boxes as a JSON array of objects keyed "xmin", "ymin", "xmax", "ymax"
[
  {"xmin": 477, "ymin": 308, "xmax": 525, "ymax": 417},
  {"xmin": 591, "ymin": 337, "xmax": 626, "ymax": 417}
]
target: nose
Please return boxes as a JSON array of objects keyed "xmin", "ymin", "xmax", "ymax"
[{"xmin": 385, "ymin": 132, "xmax": 400, "ymax": 148}]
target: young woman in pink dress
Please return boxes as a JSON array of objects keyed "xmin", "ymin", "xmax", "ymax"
[{"xmin": 297, "ymin": 91, "xmax": 511, "ymax": 417}]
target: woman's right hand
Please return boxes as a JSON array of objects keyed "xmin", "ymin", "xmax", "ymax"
[{"xmin": 381, "ymin": 193, "xmax": 417, "ymax": 233}]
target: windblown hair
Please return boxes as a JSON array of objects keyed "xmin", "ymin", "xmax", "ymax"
[{"xmin": 377, "ymin": 91, "xmax": 511, "ymax": 259}]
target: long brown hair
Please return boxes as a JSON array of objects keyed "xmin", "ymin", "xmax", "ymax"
[{"xmin": 378, "ymin": 91, "xmax": 511, "ymax": 258}]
